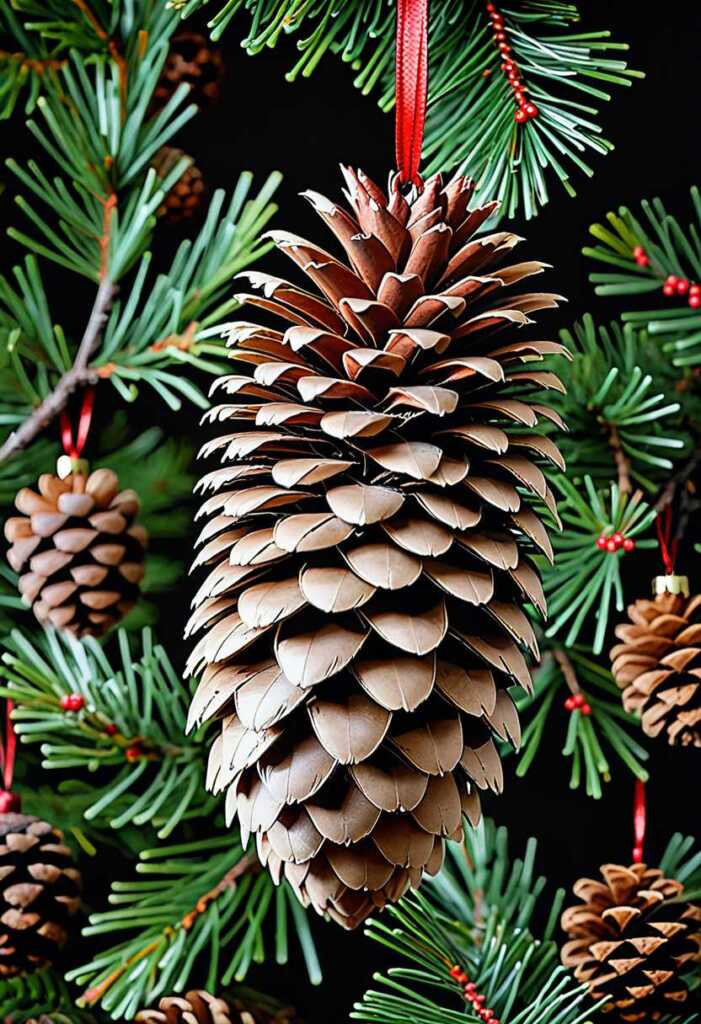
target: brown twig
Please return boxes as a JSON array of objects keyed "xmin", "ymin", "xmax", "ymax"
[
  {"xmin": 0, "ymin": 276, "xmax": 116, "ymax": 463},
  {"xmin": 603, "ymin": 422, "xmax": 632, "ymax": 495},
  {"xmin": 655, "ymin": 440, "xmax": 701, "ymax": 512},
  {"xmin": 552, "ymin": 646, "xmax": 581, "ymax": 696}
]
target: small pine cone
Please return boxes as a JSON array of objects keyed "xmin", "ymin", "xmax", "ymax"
[
  {"xmin": 561, "ymin": 862, "xmax": 701, "ymax": 1021},
  {"xmin": 0, "ymin": 813, "xmax": 81, "ymax": 977},
  {"xmin": 136, "ymin": 991, "xmax": 256, "ymax": 1024},
  {"xmin": 4, "ymin": 468, "xmax": 147, "ymax": 637},
  {"xmin": 610, "ymin": 592, "xmax": 701, "ymax": 747},
  {"xmin": 153, "ymin": 146, "xmax": 206, "ymax": 224},
  {"xmin": 188, "ymin": 168, "xmax": 567, "ymax": 928},
  {"xmin": 153, "ymin": 31, "xmax": 225, "ymax": 111}
]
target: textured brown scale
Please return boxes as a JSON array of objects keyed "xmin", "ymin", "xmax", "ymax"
[
  {"xmin": 136, "ymin": 990, "xmax": 300, "ymax": 1024},
  {"xmin": 187, "ymin": 168, "xmax": 567, "ymax": 929},
  {"xmin": 0, "ymin": 813, "xmax": 81, "ymax": 977},
  {"xmin": 153, "ymin": 31, "xmax": 225, "ymax": 111},
  {"xmin": 4, "ymin": 468, "xmax": 147, "ymax": 637},
  {"xmin": 611, "ymin": 592, "xmax": 701, "ymax": 747},
  {"xmin": 153, "ymin": 146, "xmax": 207, "ymax": 224},
  {"xmin": 561, "ymin": 861, "xmax": 701, "ymax": 1021}
]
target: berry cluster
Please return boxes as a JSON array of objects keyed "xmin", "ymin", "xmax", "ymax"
[
  {"xmin": 486, "ymin": 2, "xmax": 538, "ymax": 124},
  {"xmin": 60, "ymin": 693, "xmax": 85, "ymax": 712},
  {"xmin": 595, "ymin": 530, "xmax": 635, "ymax": 554},
  {"xmin": 449, "ymin": 966, "xmax": 499, "ymax": 1022},
  {"xmin": 632, "ymin": 245, "xmax": 649, "ymax": 268},
  {"xmin": 564, "ymin": 692, "xmax": 592, "ymax": 715},
  {"xmin": 663, "ymin": 274, "xmax": 701, "ymax": 309}
]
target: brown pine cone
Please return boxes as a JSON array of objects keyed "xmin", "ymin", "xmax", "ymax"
[
  {"xmin": 153, "ymin": 32, "xmax": 225, "ymax": 111},
  {"xmin": 0, "ymin": 813, "xmax": 81, "ymax": 977},
  {"xmin": 153, "ymin": 146, "xmax": 206, "ymax": 224},
  {"xmin": 135, "ymin": 990, "xmax": 297, "ymax": 1024},
  {"xmin": 610, "ymin": 592, "xmax": 701, "ymax": 747},
  {"xmin": 187, "ymin": 167, "xmax": 566, "ymax": 929},
  {"xmin": 4, "ymin": 467, "xmax": 147, "ymax": 637}
]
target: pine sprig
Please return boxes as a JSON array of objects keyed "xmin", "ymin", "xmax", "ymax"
[
  {"xmin": 0, "ymin": 968, "xmax": 95, "ymax": 1024},
  {"xmin": 539, "ymin": 476, "xmax": 656, "ymax": 653},
  {"xmin": 585, "ymin": 186, "xmax": 701, "ymax": 368},
  {"xmin": 551, "ymin": 316, "xmax": 686, "ymax": 493},
  {"xmin": 353, "ymin": 820, "xmax": 597, "ymax": 1024},
  {"xmin": 0, "ymin": 626, "xmax": 214, "ymax": 836},
  {"xmin": 169, "ymin": 0, "xmax": 641, "ymax": 220},
  {"xmin": 513, "ymin": 645, "xmax": 649, "ymax": 799},
  {"xmin": 68, "ymin": 836, "xmax": 322, "ymax": 1018}
]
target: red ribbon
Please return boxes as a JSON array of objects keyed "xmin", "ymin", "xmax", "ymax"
[
  {"xmin": 0, "ymin": 700, "xmax": 20, "ymax": 813},
  {"xmin": 395, "ymin": 0, "xmax": 429, "ymax": 187},
  {"xmin": 60, "ymin": 388, "xmax": 95, "ymax": 459},
  {"xmin": 655, "ymin": 506, "xmax": 677, "ymax": 575},
  {"xmin": 632, "ymin": 779, "xmax": 646, "ymax": 863}
]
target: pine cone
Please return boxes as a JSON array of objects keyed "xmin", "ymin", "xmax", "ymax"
[
  {"xmin": 610, "ymin": 592, "xmax": 701, "ymax": 747},
  {"xmin": 153, "ymin": 146, "xmax": 206, "ymax": 224},
  {"xmin": 153, "ymin": 32, "xmax": 224, "ymax": 111},
  {"xmin": 561, "ymin": 861, "xmax": 701, "ymax": 1021},
  {"xmin": 135, "ymin": 990, "xmax": 296, "ymax": 1024},
  {"xmin": 187, "ymin": 168, "xmax": 566, "ymax": 928},
  {"xmin": 4, "ymin": 468, "xmax": 147, "ymax": 637},
  {"xmin": 0, "ymin": 813, "xmax": 81, "ymax": 977}
]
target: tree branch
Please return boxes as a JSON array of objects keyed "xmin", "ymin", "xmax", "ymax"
[
  {"xmin": 0, "ymin": 277, "xmax": 115, "ymax": 464},
  {"xmin": 604, "ymin": 422, "xmax": 632, "ymax": 495},
  {"xmin": 553, "ymin": 647, "xmax": 581, "ymax": 696}
]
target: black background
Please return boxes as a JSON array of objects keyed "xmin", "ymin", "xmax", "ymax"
[{"xmin": 4, "ymin": 2, "xmax": 701, "ymax": 1020}]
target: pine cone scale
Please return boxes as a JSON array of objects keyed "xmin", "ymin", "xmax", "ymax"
[{"xmin": 190, "ymin": 168, "xmax": 567, "ymax": 928}]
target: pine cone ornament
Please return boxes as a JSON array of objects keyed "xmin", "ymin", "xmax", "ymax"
[
  {"xmin": 561, "ymin": 861, "xmax": 701, "ymax": 1020},
  {"xmin": 153, "ymin": 146, "xmax": 206, "ymax": 224},
  {"xmin": 0, "ymin": 813, "xmax": 81, "ymax": 977},
  {"xmin": 187, "ymin": 168, "xmax": 566, "ymax": 929},
  {"xmin": 135, "ymin": 990, "xmax": 297, "ymax": 1024},
  {"xmin": 4, "ymin": 467, "xmax": 147, "ymax": 637},
  {"xmin": 153, "ymin": 32, "xmax": 224, "ymax": 111},
  {"xmin": 610, "ymin": 589, "xmax": 701, "ymax": 747}
]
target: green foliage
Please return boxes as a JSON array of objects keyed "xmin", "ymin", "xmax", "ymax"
[
  {"xmin": 0, "ymin": 626, "xmax": 214, "ymax": 837},
  {"xmin": 68, "ymin": 836, "xmax": 322, "ymax": 1018},
  {"xmin": 0, "ymin": 968, "xmax": 94, "ymax": 1024},
  {"xmin": 170, "ymin": 0, "xmax": 641, "ymax": 219},
  {"xmin": 539, "ymin": 477, "xmax": 656, "ymax": 653},
  {"xmin": 552, "ymin": 316, "xmax": 685, "ymax": 491},
  {"xmin": 353, "ymin": 820, "xmax": 596, "ymax": 1024},
  {"xmin": 585, "ymin": 186, "xmax": 701, "ymax": 368},
  {"xmin": 513, "ymin": 646, "xmax": 649, "ymax": 799}
]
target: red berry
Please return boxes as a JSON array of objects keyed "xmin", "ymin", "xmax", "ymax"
[
  {"xmin": 663, "ymin": 283, "xmax": 675, "ymax": 296},
  {"xmin": 690, "ymin": 295, "xmax": 701, "ymax": 309},
  {"xmin": 61, "ymin": 693, "xmax": 84, "ymax": 711},
  {"xmin": 636, "ymin": 254, "xmax": 650, "ymax": 267},
  {"xmin": 689, "ymin": 283, "xmax": 701, "ymax": 296},
  {"xmin": 496, "ymin": 30, "xmax": 507, "ymax": 42},
  {"xmin": 581, "ymin": 703, "xmax": 592, "ymax": 716},
  {"xmin": 104, "ymin": 723, "xmax": 118, "ymax": 736},
  {"xmin": 606, "ymin": 538, "xmax": 618, "ymax": 553},
  {"xmin": 465, "ymin": 983, "xmax": 476, "ymax": 994},
  {"xmin": 482, "ymin": 1013, "xmax": 494, "ymax": 1022},
  {"xmin": 473, "ymin": 994, "xmax": 486, "ymax": 1006},
  {"xmin": 486, "ymin": 3, "xmax": 496, "ymax": 11},
  {"xmin": 611, "ymin": 531, "xmax": 624, "ymax": 547},
  {"xmin": 456, "ymin": 973, "xmax": 468, "ymax": 984},
  {"xmin": 633, "ymin": 245, "xmax": 645, "ymax": 259},
  {"xmin": 60, "ymin": 694, "xmax": 72, "ymax": 710},
  {"xmin": 573, "ymin": 693, "xmax": 585, "ymax": 708},
  {"xmin": 666, "ymin": 274, "xmax": 679, "ymax": 286},
  {"xmin": 623, "ymin": 537, "xmax": 635, "ymax": 552},
  {"xmin": 677, "ymin": 278, "xmax": 690, "ymax": 295},
  {"xmin": 596, "ymin": 535, "xmax": 607, "ymax": 550},
  {"xmin": 524, "ymin": 102, "xmax": 538, "ymax": 118},
  {"xmin": 514, "ymin": 108, "xmax": 527, "ymax": 123},
  {"xmin": 501, "ymin": 62, "xmax": 514, "ymax": 73},
  {"xmin": 449, "ymin": 966, "xmax": 462, "ymax": 979},
  {"xmin": 564, "ymin": 696, "xmax": 575, "ymax": 711},
  {"xmin": 125, "ymin": 744, "xmax": 142, "ymax": 761},
  {"xmin": 498, "ymin": 42, "xmax": 511, "ymax": 53}
]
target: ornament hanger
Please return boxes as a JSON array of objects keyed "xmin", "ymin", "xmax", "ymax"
[
  {"xmin": 58, "ymin": 387, "xmax": 94, "ymax": 479},
  {"xmin": 395, "ymin": 0, "xmax": 429, "ymax": 188}
]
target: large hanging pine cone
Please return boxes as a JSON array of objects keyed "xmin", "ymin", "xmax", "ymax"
[
  {"xmin": 153, "ymin": 32, "xmax": 225, "ymax": 111},
  {"xmin": 187, "ymin": 168, "xmax": 566, "ymax": 928},
  {"xmin": 153, "ymin": 146, "xmax": 206, "ymax": 224},
  {"xmin": 136, "ymin": 990, "xmax": 298, "ymax": 1024},
  {"xmin": 0, "ymin": 813, "xmax": 81, "ymax": 977},
  {"xmin": 4, "ymin": 468, "xmax": 147, "ymax": 637},
  {"xmin": 561, "ymin": 861, "xmax": 701, "ymax": 1021},
  {"xmin": 610, "ymin": 591, "xmax": 701, "ymax": 747}
]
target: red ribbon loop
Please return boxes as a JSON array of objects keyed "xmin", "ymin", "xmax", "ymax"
[
  {"xmin": 60, "ymin": 388, "xmax": 95, "ymax": 460},
  {"xmin": 655, "ymin": 506, "xmax": 677, "ymax": 575},
  {"xmin": 632, "ymin": 779, "xmax": 646, "ymax": 864},
  {"xmin": 395, "ymin": 0, "xmax": 429, "ymax": 187},
  {"xmin": 0, "ymin": 699, "xmax": 20, "ymax": 813}
]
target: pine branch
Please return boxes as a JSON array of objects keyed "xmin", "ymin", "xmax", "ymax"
[{"xmin": 0, "ymin": 277, "xmax": 116, "ymax": 463}]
